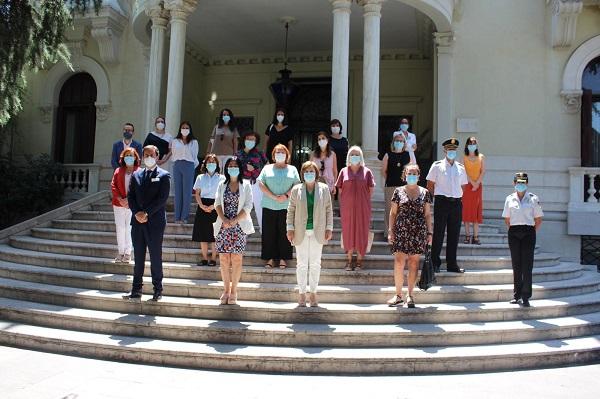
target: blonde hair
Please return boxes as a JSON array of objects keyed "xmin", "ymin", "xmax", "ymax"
[
  {"xmin": 401, "ymin": 163, "xmax": 420, "ymax": 181},
  {"xmin": 346, "ymin": 145, "xmax": 365, "ymax": 167},
  {"xmin": 390, "ymin": 134, "xmax": 406, "ymax": 152},
  {"xmin": 271, "ymin": 143, "xmax": 291, "ymax": 163},
  {"xmin": 300, "ymin": 161, "xmax": 320, "ymax": 182}
]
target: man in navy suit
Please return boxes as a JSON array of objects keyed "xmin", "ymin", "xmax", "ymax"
[
  {"xmin": 123, "ymin": 145, "xmax": 171, "ymax": 301},
  {"xmin": 111, "ymin": 122, "xmax": 143, "ymax": 169}
]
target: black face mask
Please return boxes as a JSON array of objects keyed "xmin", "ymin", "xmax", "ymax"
[{"xmin": 123, "ymin": 131, "xmax": 133, "ymax": 140}]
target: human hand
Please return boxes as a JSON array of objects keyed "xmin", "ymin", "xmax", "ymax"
[
  {"xmin": 135, "ymin": 211, "xmax": 147, "ymax": 223},
  {"xmin": 331, "ymin": 187, "xmax": 336, "ymax": 195},
  {"xmin": 247, "ymin": 164, "xmax": 255, "ymax": 172},
  {"xmin": 427, "ymin": 234, "xmax": 433, "ymax": 245},
  {"xmin": 276, "ymin": 194, "xmax": 287, "ymax": 202},
  {"xmin": 324, "ymin": 230, "xmax": 332, "ymax": 241},
  {"xmin": 388, "ymin": 232, "xmax": 394, "ymax": 244},
  {"xmin": 286, "ymin": 231, "xmax": 295, "ymax": 244}
]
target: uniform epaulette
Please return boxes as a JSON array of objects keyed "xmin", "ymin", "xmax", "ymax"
[{"xmin": 433, "ymin": 160, "xmax": 442, "ymax": 164}]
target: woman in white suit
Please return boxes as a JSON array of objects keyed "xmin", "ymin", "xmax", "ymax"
[
  {"xmin": 286, "ymin": 161, "xmax": 334, "ymax": 307},
  {"xmin": 214, "ymin": 157, "xmax": 254, "ymax": 305}
]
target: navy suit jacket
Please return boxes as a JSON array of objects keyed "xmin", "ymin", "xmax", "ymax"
[
  {"xmin": 111, "ymin": 140, "xmax": 143, "ymax": 169},
  {"xmin": 127, "ymin": 166, "xmax": 171, "ymax": 227}
]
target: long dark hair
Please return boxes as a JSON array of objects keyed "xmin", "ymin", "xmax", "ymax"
[
  {"xmin": 464, "ymin": 136, "xmax": 480, "ymax": 156},
  {"xmin": 201, "ymin": 153, "xmax": 220, "ymax": 174},
  {"xmin": 223, "ymin": 157, "xmax": 243, "ymax": 184},
  {"xmin": 313, "ymin": 131, "xmax": 332, "ymax": 158},
  {"xmin": 271, "ymin": 108, "xmax": 288, "ymax": 125},
  {"xmin": 175, "ymin": 121, "xmax": 196, "ymax": 143},
  {"xmin": 240, "ymin": 131, "xmax": 261, "ymax": 151},
  {"xmin": 217, "ymin": 108, "xmax": 236, "ymax": 130}
]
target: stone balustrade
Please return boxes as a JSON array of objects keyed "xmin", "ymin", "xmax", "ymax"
[
  {"xmin": 58, "ymin": 164, "xmax": 101, "ymax": 194},
  {"xmin": 568, "ymin": 167, "xmax": 600, "ymax": 235}
]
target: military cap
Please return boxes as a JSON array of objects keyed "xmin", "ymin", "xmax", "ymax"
[
  {"xmin": 514, "ymin": 172, "xmax": 528, "ymax": 183},
  {"xmin": 442, "ymin": 137, "xmax": 459, "ymax": 149}
]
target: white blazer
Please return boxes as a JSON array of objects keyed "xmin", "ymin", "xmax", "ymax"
[{"xmin": 213, "ymin": 179, "xmax": 255, "ymax": 236}]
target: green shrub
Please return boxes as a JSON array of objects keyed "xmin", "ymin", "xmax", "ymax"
[{"xmin": 0, "ymin": 154, "xmax": 64, "ymax": 229}]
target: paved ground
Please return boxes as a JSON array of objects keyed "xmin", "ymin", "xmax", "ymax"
[{"xmin": 1, "ymin": 345, "xmax": 599, "ymax": 399}]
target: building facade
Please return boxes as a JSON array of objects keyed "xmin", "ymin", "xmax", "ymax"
[{"xmin": 13, "ymin": 0, "xmax": 600, "ymax": 262}]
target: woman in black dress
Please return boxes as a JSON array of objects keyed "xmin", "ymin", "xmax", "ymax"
[
  {"xmin": 387, "ymin": 164, "xmax": 433, "ymax": 308},
  {"xmin": 328, "ymin": 119, "xmax": 349, "ymax": 178},
  {"xmin": 143, "ymin": 116, "xmax": 172, "ymax": 166},
  {"xmin": 265, "ymin": 108, "xmax": 293, "ymax": 163},
  {"xmin": 382, "ymin": 132, "xmax": 412, "ymax": 232}
]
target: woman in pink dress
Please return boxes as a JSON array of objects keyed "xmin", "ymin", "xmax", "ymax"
[{"xmin": 335, "ymin": 146, "xmax": 375, "ymax": 271}]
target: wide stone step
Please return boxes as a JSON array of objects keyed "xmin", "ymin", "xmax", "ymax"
[
  {"xmin": 1, "ymin": 320, "xmax": 598, "ymax": 374},
  {"xmin": 51, "ymin": 220, "xmax": 510, "ymax": 243},
  {"xmin": 1, "ymin": 261, "xmax": 597, "ymax": 304},
  {"xmin": 30, "ymin": 227, "xmax": 521, "ymax": 257},
  {"xmin": 8, "ymin": 236, "xmax": 560, "ymax": 269},
  {"xmin": 2, "ymin": 276, "xmax": 600, "ymax": 324},
  {"xmin": 0, "ymin": 245, "xmax": 580, "ymax": 286},
  {"xmin": 2, "ymin": 298, "xmax": 600, "ymax": 349}
]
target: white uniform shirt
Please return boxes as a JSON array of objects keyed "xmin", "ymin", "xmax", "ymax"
[
  {"xmin": 171, "ymin": 138, "xmax": 199, "ymax": 167},
  {"xmin": 193, "ymin": 173, "xmax": 223, "ymax": 199},
  {"xmin": 393, "ymin": 130, "xmax": 417, "ymax": 164},
  {"xmin": 426, "ymin": 158, "xmax": 468, "ymax": 198},
  {"xmin": 502, "ymin": 191, "xmax": 544, "ymax": 226}
]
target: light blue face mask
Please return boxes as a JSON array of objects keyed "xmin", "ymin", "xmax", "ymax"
[
  {"xmin": 350, "ymin": 155, "xmax": 362, "ymax": 165},
  {"xmin": 446, "ymin": 150, "xmax": 457, "ymax": 160},
  {"xmin": 227, "ymin": 167, "xmax": 239, "ymax": 177},
  {"xmin": 467, "ymin": 144, "xmax": 477, "ymax": 153},
  {"xmin": 222, "ymin": 115, "xmax": 231, "ymax": 124},
  {"xmin": 515, "ymin": 183, "xmax": 527, "ymax": 193},
  {"xmin": 406, "ymin": 175, "xmax": 419, "ymax": 185},
  {"xmin": 393, "ymin": 141, "xmax": 405, "ymax": 151},
  {"xmin": 304, "ymin": 172, "xmax": 316, "ymax": 183},
  {"xmin": 124, "ymin": 156, "xmax": 135, "ymax": 166},
  {"xmin": 245, "ymin": 140, "xmax": 256, "ymax": 150},
  {"xmin": 206, "ymin": 163, "xmax": 217, "ymax": 174},
  {"xmin": 400, "ymin": 123, "xmax": 409, "ymax": 131}
]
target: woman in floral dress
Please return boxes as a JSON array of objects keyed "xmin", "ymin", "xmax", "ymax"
[{"xmin": 387, "ymin": 164, "xmax": 433, "ymax": 308}]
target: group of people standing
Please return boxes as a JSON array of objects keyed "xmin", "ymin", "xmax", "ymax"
[{"xmin": 110, "ymin": 111, "xmax": 543, "ymax": 310}]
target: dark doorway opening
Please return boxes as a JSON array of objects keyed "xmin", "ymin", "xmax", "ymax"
[{"xmin": 54, "ymin": 73, "xmax": 97, "ymax": 164}]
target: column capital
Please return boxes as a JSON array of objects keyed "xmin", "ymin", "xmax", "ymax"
[
  {"xmin": 359, "ymin": 0, "xmax": 384, "ymax": 16},
  {"xmin": 330, "ymin": 0, "xmax": 352, "ymax": 13},
  {"xmin": 164, "ymin": 0, "xmax": 198, "ymax": 21},
  {"xmin": 146, "ymin": 5, "xmax": 169, "ymax": 28},
  {"xmin": 434, "ymin": 31, "xmax": 454, "ymax": 54}
]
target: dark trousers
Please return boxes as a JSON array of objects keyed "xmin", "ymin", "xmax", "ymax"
[
  {"xmin": 261, "ymin": 208, "xmax": 293, "ymax": 260},
  {"xmin": 131, "ymin": 221, "xmax": 165, "ymax": 293},
  {"xmin": 508, "ymin": 225, "xmax": 536, "ymax": 300},
  {"xmin": 431, "ymin": 196, "xmax": 462, "ymax": 271}
]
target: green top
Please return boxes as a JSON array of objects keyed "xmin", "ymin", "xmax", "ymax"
[{"xmin": 306, "ymin": 187, "xmax": 315, "ymax": 230}]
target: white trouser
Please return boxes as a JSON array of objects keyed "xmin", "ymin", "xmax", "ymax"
[
  {"xmin": 113, "ymin": 205, "xmax": 132, "ymax": 255},
  {"xmin": 295, "ymin": 230, "xmax": 323, "ymax": 294},
  {"xmin": 251, "ymin": 181, "xmax": 263, "ymax": 231}
]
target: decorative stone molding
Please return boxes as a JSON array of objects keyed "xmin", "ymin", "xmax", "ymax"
[
  {"xmin": 39, "ymin": 106, "xmax": 54, "ymax": 123},
  {"xmin": 359, "ymin": 0, "xmax": 384, "ymax": 17},
  {"xmin": 164, "ymin": 0, "xmax": 198, "ymax": 20},
  {"xmin": 95, "ymin": 103, "xmax": 112, "ymax": 121},
  {"xmin": 561, "ymin": 90, "xmax": 583, "ymax": 113},
  {"xmin": 89, "ymin": 6, "xmax": 128, "ymax": 64},
  {"xmin": 434, "ymin": 31, "xmax": 454, "ymax": 55},
  {"xmin": 548, "ymin": 0, "xmax": 583, "ymax": 48}
]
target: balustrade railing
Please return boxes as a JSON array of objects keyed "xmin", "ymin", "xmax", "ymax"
[
  {"xmin": 58, "ymin": 164, "xmax": 101, "ymax": 194},
  {"xmin": 568, "ymin": 167, "xmax": 600, "ymax": 235}
]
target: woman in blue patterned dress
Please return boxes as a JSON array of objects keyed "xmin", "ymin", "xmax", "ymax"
[{"xmin": 214, "ymin": 157, "xmax": 255, "ymax": 305}]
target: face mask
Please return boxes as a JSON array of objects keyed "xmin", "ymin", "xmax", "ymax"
[
  {"xmin": 144, "ymin": 156, "xmax": 156, "ymax": 168},
  {"xmin": 156, "ymin": 122, "xmax": 165, "ymax": 130},
  {"xmin": 274, "ymin": 153, "xmax": 287, "ymax": 163},
  {"xmin": 515, "ymin": 183, "xmax": 527, "ymax": 193},
  {"xmin": 222, "ymin": 115, "xmax": 231, "ymax": 124},
  {"xmin": 393, "ymin": 141, "xmax": 405, "ymax": 151},
  {"xmin": 467, "ymin": 144, "xmax": 477, "ymax": 153},
  {"xmin": 276, "ymin": 114, "xmax": 285, "ymax": 123},
  {"xmin": 350, "ymin": 155, "xmax": 361, "ymax": 165},
  {"xmin": 180, "ymin": 128, "xmax": 190, "ymax": 137},
  {"xmin": 245, "ymin": 140, "xmax": 256, "ymax": 150},
  {"xmin": 123, "ymin": 131, "xmax": 133, "ymax": 140},
  {"xmin": 406, "ymin": 175, "xmax": 419, "ymax": 185},
  {"xmin": 400, "ymin": 124, "xmax": 409, "ymax": 131},
  {"xmin": 206, "ymin": 163, "xmax": 217, "ymax": 174},
  {"xmin": 318, "ymin": 139, "xmax": 328, "ymax": 148},
  {"xmin": 124, "ymin": 156, "xmax": 135, "ymax": 166},
  {"xmin": 304, "ymin": 171, "xmax": 316, "ymax": 183},
  {"xmin": 446, "ymin": 150, "xmax": 457, "ymax": 160},
  {"xmin": 331, "ymin": 126, "xmax": 340, "ymax": 134},
  {"xmin": 227, "ymin": 167, "xmax": 240, "ymax": 178}
]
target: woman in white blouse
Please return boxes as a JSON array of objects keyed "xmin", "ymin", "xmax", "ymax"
[
  {"xmin": 192, "ymin": 154, "xmax": 223, "ymax": 266},
  {"xmin": 171, "ymin": 121, "xmax": 199, "ymax": 224}
]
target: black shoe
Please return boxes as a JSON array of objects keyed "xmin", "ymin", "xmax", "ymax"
[
  {"xmin": 149, "ymin": 291, "xmax": 162, "ymax": 302},
  {"xmin": 208, "ymin": 260, "xmax": 217, "ymax": 266},
  {"xmin": 446, "ymin": 266, "xmax": 465, "ymax": 273},
  {"xmin": 122, "ymin": 292, "xmax": 142, "ymax": 300},
  {"xmin": 197, "ymin": 259, "xmax": 208, "ymax": 266},
  {"xmin": 509, "ymin": 298, "xmax": 521, "ymax": 305},
  {"xmin": 522, "ymin": 299, "xmax": 531, "ymax": 307}
]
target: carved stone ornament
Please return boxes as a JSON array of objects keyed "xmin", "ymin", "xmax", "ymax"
[
  {"xmin": 96, "ymin": 103, "xmax": 112, "ymax": 121},
  {"xmin": 561, "ymin": 90, "xmax": 583, "ymax": 113},
  {"xmin": 434, "ymin": 31, "xmax": 455, "ymax": 55},
  {"xmin": 549, "ymin": 0, "xmax": 583, "ymax": 48}
]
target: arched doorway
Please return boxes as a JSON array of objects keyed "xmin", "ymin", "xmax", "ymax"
[
  {"xmin": 54, "ymin": 73, "xmax": 97, "ymax": 164},
  {"xmin": 581, "ymin": 56, "xmax": 600, "ymax": 167}
]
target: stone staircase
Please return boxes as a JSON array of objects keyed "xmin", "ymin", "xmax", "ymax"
[{"xmin": 0, "ymin": 191, "xmax": 599, "ymax": 374}]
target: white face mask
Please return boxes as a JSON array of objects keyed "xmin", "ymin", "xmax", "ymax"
[
  {"xmin": 274, "ymin": 153, "xmax": 287, "ymax": 163},
  {"xmin": 318, "ymin": 139, "xmax": 328, "ymax": 148},
  {"xmin": 180, "ymin": 128, "xmax": 190, "ymax": 137},
  {"xmin": 144, "ymin": 156, "xmax": 156, "ymax": 168},
  {"xmin": 276, "ymin": 114, "xmax": 285, "ymax": 123},
  {"xmin": 331, "ymin": 126, "xmax": 340, "ymax": 134},
  {"xmin": 156, "ymin": 122, "xmax": 165, "ymax": 130}
]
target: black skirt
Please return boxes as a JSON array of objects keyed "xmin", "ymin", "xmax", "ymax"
[{"xmin": 192, "ymin": 198, "xmax": 217, "ymax": 242}]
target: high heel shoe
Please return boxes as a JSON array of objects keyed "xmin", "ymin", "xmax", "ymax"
[{"xmin": 227, "ymin": 293, "xmax": 238, "ymax": 305}]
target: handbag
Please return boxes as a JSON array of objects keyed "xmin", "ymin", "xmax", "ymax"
[{"xmin": 417, "ymin": 245, "xmax": 436, "ymax": 291}]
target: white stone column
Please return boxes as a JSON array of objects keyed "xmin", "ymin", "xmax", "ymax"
[
  {"xmin": 164, "ymin": 0, "xmax": 197, "ymax": 136},
  {"xmin": 360, "ymin": 0, "xmax": 384, "ymax": 199},
  {"xmin": 330, "ymin": 0, "xmax": 352, "ymax": 133},
  {"xmin": 144, "ymin": 4, "xmax": 169, "ymax": 133},
  {"xmin": 434, "ymin": 31, "xmax": 454, "ymax": 157}
]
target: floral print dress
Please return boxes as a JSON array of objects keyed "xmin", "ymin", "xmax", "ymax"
[
  {"xmin": 215, "ymin": 186, "xmax": 247, "ymax": 253},
  {"xmin": 390, "ymin": 186, "xmax": 432, "ymax": 255}
]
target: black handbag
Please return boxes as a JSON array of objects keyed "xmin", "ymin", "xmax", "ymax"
[{"xmin": 417, "ymin": 245, "xmax": 436, "ymax": 291}]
